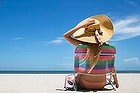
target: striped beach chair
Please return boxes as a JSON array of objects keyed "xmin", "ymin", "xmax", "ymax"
[
  {"xmin": 74, "ymin": 43, "xmax": 117, "ymax": 90},
  {"xmin": 74, "ymin": 43, "xmax": 116, "ymax": 74},
  {"xmin": 64, "ymin": 43, "xmax": 117, "ymax": 91}
]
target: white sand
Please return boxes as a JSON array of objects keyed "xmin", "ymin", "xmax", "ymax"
[{"xmin": 0, "ymin": 74, "xmax": 140, "ymax": 93}]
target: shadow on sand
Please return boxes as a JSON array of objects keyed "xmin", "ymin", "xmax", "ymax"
[{"xmin": 56, "ymin": 88, "xmax": 115, "ymax": 92}]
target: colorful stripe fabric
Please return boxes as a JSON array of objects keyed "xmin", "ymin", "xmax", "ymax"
[{"xmin": 74, "ymin": 44, "xmax": 116, "ymax": 74}]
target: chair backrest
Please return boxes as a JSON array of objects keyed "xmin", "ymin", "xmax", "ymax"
[{"xmin": 74, "ymin": 43, "xmax": 116, "ymax": 74}]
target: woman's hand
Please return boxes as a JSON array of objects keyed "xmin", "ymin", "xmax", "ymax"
[
  {"xmin": 63, "ymin": 18, "xmax": 95, "ymax": 46},
  {"xmin": 76, "ymin": 18, "xmax": 95, "ymax": 29}
]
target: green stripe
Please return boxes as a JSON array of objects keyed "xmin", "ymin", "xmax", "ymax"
[
  {"xmin": 77, "ymin": 44, "xmax": 115, "ymax": 49},
  {"xmin": 101, "ymin": 44, "xmax": 115, "ymax": 49},
  {"xmin": 96, "ymin": 59, "xmax": 114, "ymax": 66},
  {"xmin": 75, "ymin": 59, "xmax": 91, "ymax": 64}
]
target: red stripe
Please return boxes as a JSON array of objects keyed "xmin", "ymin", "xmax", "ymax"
[
  {"xmin": 75, "ymin": 48, "xmax": 87, "ymax": 53},
  {"xmin": 98, "ymin": 55, "xmax": 115, "ymax": 61},
  {"xmin": 74, "ymin": 68, "xmax": 89, "ymax": 73},
  {"xmin": 74, "ymin": 67, "xmax": 114, "ymax": 74},
  {"xmin": 75, "ymin": 48, "xmax": 116, "ymax": 54},
  {"xmin": 75, "ymin": 55, "xmax": 90, "ymax": 60},
  {"xmin": 101, "ymin": 48, "xmax": 116, "ymax": 53},
  {"xmin": 75, "ymin": 54, "xmax": 115, "ymax": 61}
]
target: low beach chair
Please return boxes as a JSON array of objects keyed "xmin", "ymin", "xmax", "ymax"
[{"xmin": 64, "ymin": 43, "xmax": 117, "ymax": 91}]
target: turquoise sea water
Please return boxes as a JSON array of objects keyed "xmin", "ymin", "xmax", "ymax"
[{"xmin": 0, "ymin": 70, "xmax": 140, "ymax": 74}]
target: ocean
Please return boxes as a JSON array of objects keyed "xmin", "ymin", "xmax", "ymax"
[{"xmin": 0, "ymin": 70, "xmax": 140, "ymax": 74}]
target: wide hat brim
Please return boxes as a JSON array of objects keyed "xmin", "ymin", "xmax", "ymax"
[{"xmin": 73, "ymin": 15, "xmax": 114, "ymax": 43}]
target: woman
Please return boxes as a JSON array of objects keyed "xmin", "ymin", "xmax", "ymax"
[{"xmin": 63, "ymin": 15, "xmax": 119, "ymax": 90}]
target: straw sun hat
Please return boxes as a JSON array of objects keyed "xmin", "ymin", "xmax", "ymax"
[{"xmin": 73, "ymin": 15, "xmax": 114, "ymax": 43}]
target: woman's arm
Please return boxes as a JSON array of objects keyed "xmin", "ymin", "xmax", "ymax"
[
  {"xmin": 63, "ymin": 26, "xmax": 82, "ymax": 46},
  {"xmin": 63, "ymin": 18, "xmax": 95, "ymax": 46},
  {"xmin": 112, "ymin": 68, "xmax": 119, "ymax": 88}
]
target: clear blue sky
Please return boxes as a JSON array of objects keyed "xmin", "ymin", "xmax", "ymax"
[{"xmin": 0, "ymin": 0, "xmax": 140, "ymax": 71}]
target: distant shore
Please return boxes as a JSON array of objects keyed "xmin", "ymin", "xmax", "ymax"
[{"xmin": 0, "ymin": 70, "xmax": 140, "ymax": 74}]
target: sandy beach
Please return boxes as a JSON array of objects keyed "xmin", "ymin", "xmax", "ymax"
[{"xmin": 0, "ymin": 74, "xmax": 140, "ymax": 93}]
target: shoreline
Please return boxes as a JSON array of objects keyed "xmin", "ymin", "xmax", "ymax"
[{"xmin": 0, "ymin": 70, "xmax": 140, "ymax": 74}]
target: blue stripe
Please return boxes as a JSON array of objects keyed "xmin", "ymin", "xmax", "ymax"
[
  {"xmin": 74, "ymin": 64, "xmax": 91, "ymax": 69},
  {"xmin": 75, "ymin": 63, "xmax": 114, "ymax": 70},
  {"xmin": 101, "ymin": 52, "xmax": 116, "ymax": 54},
  {"xmin": 94, "ymin": 64, "xmax": 114, "ymax": 70}
]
